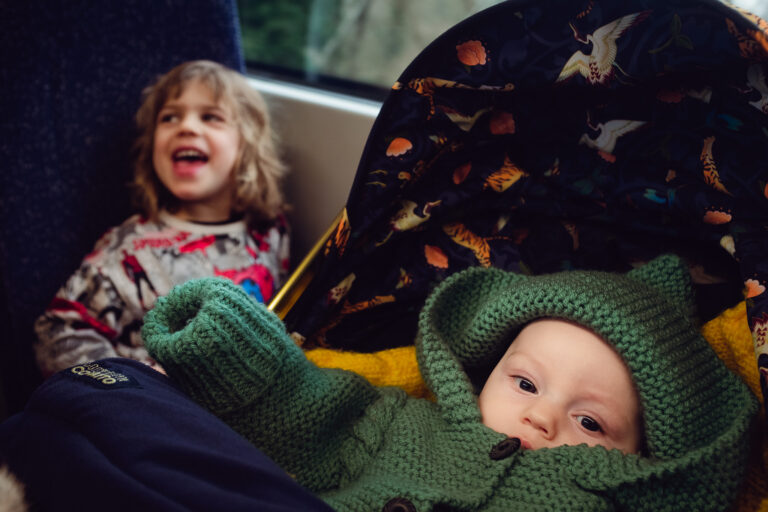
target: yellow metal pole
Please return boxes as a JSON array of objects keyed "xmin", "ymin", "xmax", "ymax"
[{"xmin": 267, "ymin": 209, "xmax": 345, "ymax": 319}]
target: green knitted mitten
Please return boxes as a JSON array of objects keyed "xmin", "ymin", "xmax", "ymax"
[{"xmin": 142, "ymin": 277, "xmax": 292, "ymax": 413}]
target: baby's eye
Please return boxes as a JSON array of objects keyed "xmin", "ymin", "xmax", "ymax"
[
  {"xmin": 577, "ymin": 415, "xmax": 602, "ymax": 433},
  {"xmin": 512, "ymin": 376, "xmax": 537, "ymax": 394}
]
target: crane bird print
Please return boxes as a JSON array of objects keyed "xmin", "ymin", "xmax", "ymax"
[
  {"xmin": 557, "ymin": 11, "xmax": 651, "ymax": 85},
  {"xmin": 579, "ymin": 119, "xmax": 646, "ymax": 162}
]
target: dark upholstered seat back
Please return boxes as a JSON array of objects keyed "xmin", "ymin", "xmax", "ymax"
[{"xmin": 0, "ymin": 0, "xmax": 244, "ymax": 416}]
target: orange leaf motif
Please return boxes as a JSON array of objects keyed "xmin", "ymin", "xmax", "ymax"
[
  {"xmin": 489, "ymin": 111, "xmax": 516, "ymax": 135},
  {"xmin": 326, "ymin": 209, "xmax": 350, "ymax": 258},
  {"xmin": 386, "ymin": 137, "xmax": 413, "ymax": 157},
  {"xmin": 756, "ymin": 28, "xmax": 768, "ymax": 56},
  {"xmin": 656, "ymin": 89, "xmax": 684, "ymax": 103},
  {"xmin": 702, "ymin": 210, "xmax": 732, "ymax": 225},
  {"xmin": 425, "ymin": 245, "xmax": 449, "ymax": 269},
  {"xmin": 456, "ymin": 40, "xmax": 487, "ymax": 66},
  {"xmin": 453, "ymin": 163, "xmax": 471, "ymax": 184},
  {"xmin": 745, "ymin": 278, "xmax": 766, "ymax": 299}
]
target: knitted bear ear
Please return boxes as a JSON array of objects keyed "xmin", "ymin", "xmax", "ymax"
[
  {"xmin": 419, "ymin": 266, "xmax": 529, "ymax": 368},
  {"xmin": 626, "ymin": 254, "xmax": 697, "ymax": 320}
]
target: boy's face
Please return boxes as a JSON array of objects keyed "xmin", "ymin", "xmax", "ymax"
[
  {"xmin": 477, "ymin": 319, "xmax": 642, "ymax": 454},
  {"xmin": 153, "ymin": 79, "xmax": 240, "ymax": 222}
]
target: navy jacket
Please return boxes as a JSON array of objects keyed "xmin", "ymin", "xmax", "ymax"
[{"xmin": 0, "ymin": 358, "xmax": 331, "ymax": 512}]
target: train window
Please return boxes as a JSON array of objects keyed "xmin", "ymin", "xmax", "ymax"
[
  {"xmin": 237, "ymin": 0, "xmax": 768, "ymax": 100},
  {"xmin": 237, "ymin": 0, "xmax": 503, "ymax": 100},
  {"xmin": 732, "ymin": 0, "xmax": 768, "ymax": 18}
]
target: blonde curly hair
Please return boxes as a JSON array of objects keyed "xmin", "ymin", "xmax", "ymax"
[{"xmin": 132, "ymin": 60, "xmax": 286, "ymax": 225}]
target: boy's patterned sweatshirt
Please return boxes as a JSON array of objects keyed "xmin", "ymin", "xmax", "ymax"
[{"xmin": 35, "ymin": 211, "xmax": 288, "ymax": 375}]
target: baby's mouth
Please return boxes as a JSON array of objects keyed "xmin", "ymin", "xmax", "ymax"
[{"xmin": 172, "ymin": 148, "xmax": 209, "ymax": 163}]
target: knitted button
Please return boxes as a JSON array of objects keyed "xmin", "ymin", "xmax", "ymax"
[
  {"xmin": 489, "ymin": 437, "xmax": 521, "ymax": 460},
  {"xmin": 383, "ymin": 497, "xmax": 416, "ymax": 512}
]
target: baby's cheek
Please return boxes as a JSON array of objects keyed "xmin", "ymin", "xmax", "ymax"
[
  {"xmin": 477, "ymin": 395, "xmax": 497, "ymax": 430},
  {"xmin": 478, "ymin": 408, "xmax": 513, "ymax": 437}
]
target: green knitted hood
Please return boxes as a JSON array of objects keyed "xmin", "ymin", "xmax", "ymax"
[{"xmin": 417, "ymin": 254, "xmax": 757, "ymax": 508}]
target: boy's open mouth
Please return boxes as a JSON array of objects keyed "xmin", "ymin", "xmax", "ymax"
[{"xmin": 172, "ymin": 148, "xmax": 209, "ymax": 163}]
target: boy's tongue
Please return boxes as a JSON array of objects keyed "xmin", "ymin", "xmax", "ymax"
[
  {"xmin": 172, "ymin": 148, "xmax": 208, "ymax": 177},
  {"xmin": 173, "ymin": 159, "xmax": 205, "ymax": 177}
]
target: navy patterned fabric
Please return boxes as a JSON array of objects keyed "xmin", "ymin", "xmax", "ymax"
[
  {"xmin": 0, "ymin": 0, "xmax": 244, "ymax": 415},
  {"xmin": 285, "ymin": 0, "xmax": 768, "ymax": 415}
]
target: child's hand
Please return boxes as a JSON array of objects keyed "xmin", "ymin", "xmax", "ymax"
[{"xmin": 148, "ymin": 361, "xmax": 167, "ymax": 376}]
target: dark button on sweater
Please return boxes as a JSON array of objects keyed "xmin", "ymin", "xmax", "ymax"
[
  {"xmin": 383, "ymin": 497, "xmax": 416, "ymax": 512},
  {"xmin": 489, "ymin": 437, "xmax": 521, "ymax": 460}
]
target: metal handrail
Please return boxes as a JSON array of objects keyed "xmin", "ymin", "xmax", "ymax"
[{"xmin": 267, "ymin": 209, "xmax": 345, "ymax": 319}]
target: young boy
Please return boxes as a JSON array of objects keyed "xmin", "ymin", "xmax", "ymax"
[{"xmin": 142, "ymin": 254, "xmax": 757, "ymax": 511}]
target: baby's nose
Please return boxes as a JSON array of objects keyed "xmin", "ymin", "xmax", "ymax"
[{"xmin": 525, "ymin": 403, "xmax": 557, "ymax": 440}]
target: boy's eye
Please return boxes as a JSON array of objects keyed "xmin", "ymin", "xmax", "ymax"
[
  {"xmin": 159, "ymin": 113, "xmax": 178, "ymax": 123},
  {"xmin": 203, "ymin": 113, "xmax": 225, "ymax": 122},
  {"xmin": 513, "ymin": 376, "xmax": 537, "ymax": 394},
  {"xmin": 577, "ymin": 415, "xmax": 602, "ymax": 432}
]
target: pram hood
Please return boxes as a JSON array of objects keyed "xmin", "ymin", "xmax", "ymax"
[{"xmin": 285, "ymin": 0, "xmax": 768, "ymax": 395}]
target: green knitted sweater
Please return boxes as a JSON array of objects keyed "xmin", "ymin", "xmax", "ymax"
[{"xmin": 142, "ymin": 255, "xmax": 757, "ymax": 511}]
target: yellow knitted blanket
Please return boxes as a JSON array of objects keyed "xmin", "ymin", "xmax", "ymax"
[
  {"xmin": 306, "ymin": 301, "xmax": 767, "ymax": 511},
  {"xmin": 700, "ymin": 302, "xmax": 768, "ymax": 512}
]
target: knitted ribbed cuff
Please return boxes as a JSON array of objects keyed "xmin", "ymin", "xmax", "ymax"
[{"xmin": 142, "ymin": 277, "xmax": 290, "ymax": 413}]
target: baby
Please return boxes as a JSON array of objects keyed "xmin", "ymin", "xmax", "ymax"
[
  {"xmin": 142, "ymin": 254, "xmax": 756, "ymax": 511},
  {"xmin": 478, "ymin": 318, "xmax": 642, "ymax": 455}
]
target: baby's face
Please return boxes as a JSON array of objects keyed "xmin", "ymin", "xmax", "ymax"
[{"xmin": 477, "ymin": 319, "xmax": 642, "ymax": 454}]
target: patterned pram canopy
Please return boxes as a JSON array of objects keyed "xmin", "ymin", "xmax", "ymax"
[{"xmin": 280, "ymin": 0, "xmax": 768, "ymax": 414}]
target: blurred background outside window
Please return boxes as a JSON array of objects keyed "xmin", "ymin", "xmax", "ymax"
[
  {"xmin": 237, "ymin": 0, "xmax": 501, "ymax": 99},
  {"xmin": 237, "ymin": 0, "xmax": 768, "ymax": 99}
]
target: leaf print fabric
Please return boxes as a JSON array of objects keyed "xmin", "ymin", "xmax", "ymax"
[{"xmin": 282, "ymin": 0, "xmax": 768, "ymax": 421}]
